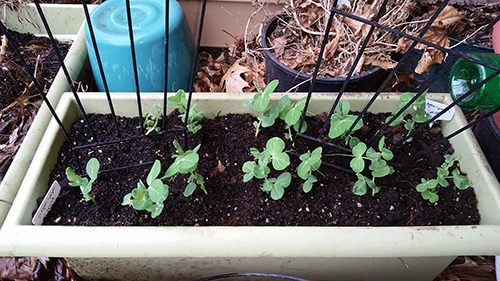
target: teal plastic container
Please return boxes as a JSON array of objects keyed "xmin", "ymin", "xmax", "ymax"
[{"xmin": 85, "ymin": 0, "xmax": 194, "ymax": 92}]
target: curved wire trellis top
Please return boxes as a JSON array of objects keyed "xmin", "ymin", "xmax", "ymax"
[
  {"xmin": 292, "ymin": 0, "xmax": 500, "ymax": 166},
  {"xmin": 1, "ymin": 0, "xmax": 499, "ymax": 175}
]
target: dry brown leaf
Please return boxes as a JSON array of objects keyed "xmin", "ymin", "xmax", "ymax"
[
  {"xmin": 271, "ymin": 36, "xmax": 288, "ymax": 59},
  {"xmin": 365, "ymin": 56, "xmax": 398, "ymax": 70},
  {"xmin": 298, "ymin": 0, "xmax": 324, "ymax": 29},
  {"xmin": 396, "ymin": 34, "xmax": 416, "ymax": 54},
  {"xmin": 323, "ymin": 36, "xmax": 340, "ymax": 59},
  {"xmin": 415, "ymin": 48, "xmax": 444, "ymax": 74},
  {"xmin": 432, "ymin": 5, "xmax": 464, "ymax": 28},
  {"xmin": 209, "ymin": 160, "xmax": 226, "ymax": 179},
  {"xmin": 220, "ymin": 58, "xmax": 251, "ymax": 93},
  {"xmin": 416, "ymin": 27, "xmax": 450, "ymax": 50},
  {"xmin": 194, "ymin": 71, "xmax": 223, "ymax": 92}
]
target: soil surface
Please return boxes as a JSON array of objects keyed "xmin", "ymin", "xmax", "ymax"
[
  {"xmin": 42, "ymin": 110, "xmax": 479, "ymax": 227},
  {"xmin": 0, "ymin": 29, "xmax": 70, "ymax": 181}
]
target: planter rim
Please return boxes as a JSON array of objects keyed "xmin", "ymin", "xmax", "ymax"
[{"xmin": 1, "ymin": 92, "xmax": 500, "ymax": 258}]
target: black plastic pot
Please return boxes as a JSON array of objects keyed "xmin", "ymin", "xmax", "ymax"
[
  {"xmin": 474, "ymin": 112, "xmax": 500, "ymax": 181},
  {"xmin": 262, "ymin": 15, "xmax": 387, "ymax": 92}
]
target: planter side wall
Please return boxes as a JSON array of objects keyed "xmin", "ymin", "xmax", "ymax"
[
  {"xmin": 66, "ymin": 256, "xmax": 455, "ymax": 281},
  {"xmin": 3, "ymin": 4, "xmax": 97, "ymax": 40},
  {"xmin": 1, "ymin": 93, "xmax": 500, "ymax": 281},
  {"xmin": 0, "ymin": 6, "xmax": 90, "ymax": 229}
]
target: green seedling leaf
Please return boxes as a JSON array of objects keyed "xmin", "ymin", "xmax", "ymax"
[
  {"xmin": 270, "ymin": 172, "xmax": 291, "ymax": 200},
  {"xmin": 148, "ymin": 179, "xmax": 165, "ymax": 202},
  {"xmin": 66, "ymin": 167, "xmax": 87, "ymax": 187},
  {"xmin": 353, "ymin": 174, "xmax": 368, "ymax": 196},
  {"xmin": 263, "ymin": 79, "xmax": 279, "ymax": 96},
  {"xmin": 297, "ymin": 147, "xmax": 322, "ymax": 178},
  {"xmin": 167, "ymin": 89, "xmax": 187, "ymax": 109},
  {"xmin": 147, "ymin": 160, "xmax": 162, "ymax": 186},
  {"xmin": 266, "ymin": 137, "xmax": 290, "ymax": 171},
  {"xmin": 452, "ymin": 169, "xmax": 470, "ymax": 189},
  {"xmin": 350, "ymin": 142, "xmax": 367, "ymax": 174},
  {"xmin": 86, "ymin": 158, "xmax": 100, "ymax": 180},
  {"xmin": 416, "ymin": 178, "xmax": 438, "ymax": 192},
  {"xmin": 284, "ymin": 97, "xmax": 307, "ymax": 126},
  {"xmin": 303, "ymin": 175, "xmax": 317, "ymax": 193},
  {"xmin": 184, "ymin": 182, "xmax": 197, "ymax": 197}
]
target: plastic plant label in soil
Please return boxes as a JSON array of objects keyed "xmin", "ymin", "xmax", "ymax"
[{"xmin": 40, "ymin": 110, "xmax": 479, "ymax": 227}]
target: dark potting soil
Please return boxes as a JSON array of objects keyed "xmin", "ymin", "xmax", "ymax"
[{"xmin": 42, "ymin": 111, "xmax": 480, "ymax": 227}]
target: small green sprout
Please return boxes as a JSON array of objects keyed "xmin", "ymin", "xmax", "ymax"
[
  {"xmin": 144, "ymin": 104, "xmax": 162, "ymax": 135},
  {"xmin": 66, "ymin": 157, "xmax": 100, "ymax": 202},
  {"xmin": 167, "ymin": 89, "xmax": 205, "ymax": 133},
  {"xmin": 242, "ymin": 137, "xmax": 291, "ymax": 200},
  {"xmin": 329, "ymin": 101, "xmax": 362, "ymax": 146},
  {"xmin": 122, "ymin": 160, "xmax": 169, "ymax": 218},
  {"xmin": 348, "ymin": 137, "xmax": 394, "ymax": 196},
  {"xmin": 244, "ymin": 80, "xmax": 308, "ymax": 138},
  {"xmin": 385, "ymin": 91, "xmax": 431, "ymax": 142},
  {"xmin": 163, "ymin": 140, "xmax": 206, "ymax": 197},
  {"xmin": 297, "ymin": 147, "xmax": 322, "ymax": 193},
  {"xmin": 416, "ymin": 154, "xmax": 471, "ymax": 203}
]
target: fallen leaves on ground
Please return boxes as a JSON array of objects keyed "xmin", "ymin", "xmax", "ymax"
[
  {"xmin": 195, "ymin": 37, "xmax": 265, "ymax": 93},
  {"xmin": 433, "ymin": 256, "xmax": 496, "ymax": 281},
  {"xmin": 0, "ymin": 257, "xmax": 82, "ymax": 281}
]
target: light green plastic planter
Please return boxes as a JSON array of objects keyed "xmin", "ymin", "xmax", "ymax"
[
  {"xmin": 0, "ymin": 4, "xmax": 95, "ymax": 229},
  {"xmin": 1, "ymin": 92, "xmax": 500, "ymax": 281}
]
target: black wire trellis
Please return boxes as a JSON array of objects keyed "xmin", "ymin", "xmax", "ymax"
[{"xmin": 2, "ymin": 0, "xmax": 500, "ymax": 177}]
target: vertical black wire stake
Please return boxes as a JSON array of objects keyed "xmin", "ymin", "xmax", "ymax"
[
  {"xmin": 291, "ymin": 0, "xmax": 338, "ymax": 148},
  {"xmin": 124, "ymin": 0, "xmax": 144, "ymax": 133},
  {"xmin": 162, "ymin": 0, "xmax": 170, "ymax": 130},
  {"xmin": 0, "ymin": 20, "xmax": 72, "ymax": 146},
  {"xmin": 183, "ymin": 0, "xmax": 207, "ymax": 150},
  {"xmin": 33, "ymin": 0, "xmax": 98, "ymax": 142},
  {"xmin": 81, "ymin": 0, "xmax": 121, "ymax": 138},
  {"xmin": 400, "ymin": 107, "xmax": 500, "ymax": 166},
  {"xmin": 335, "ymin": 0, "xmax": 390, "ymax": 146}
]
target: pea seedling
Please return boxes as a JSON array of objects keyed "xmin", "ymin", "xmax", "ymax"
[
  {"xmin": 416, "ymin": 154, "xmax": 470, "ymax": 203},
  {"xmin": 66, "ymin": 157, "xmax": 100, "ymax": 202},
  {"xmin": 385, "ymin": 91, "xmax": 431, "ymax": 142},
  {"xmin": 335, "ymin": 137, "xmax": 394, "ymax": 196},
  {"xmin": 144, "ymin": 104, "xmax": 162, "ymax": 135},
  {"xmin": 167, "ymin": 89, "xmax": 205, "ymax": 133},
  {"xmin": 297, "ymin": 147, "xmax": 322, "ymax": 193},
  {"xmin": 163, "ymin": 140, "xmax": 206, "ymax": 197},
  {"xmin": 244, "ymin": 80, "xmax": 307, "ymax": 138},
  {"xmin": 242, "ymin": 137, "xmax": 291, "ymax": 200},
  {"xmin": 329, "ymin": 101, "xmax": 362, "ymax": 147},
  {"xmin": 122, "ymin": 160, "xmax": 169, "ymax": 218}
]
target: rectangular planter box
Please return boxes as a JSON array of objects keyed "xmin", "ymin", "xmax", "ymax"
[
  {"xmin": 0, "ymin": 92, "xmax": 499, "ymax": 281},
  {"xmin": 0, "ymin": 4, "xmax": 94, "ymax": 229}
]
